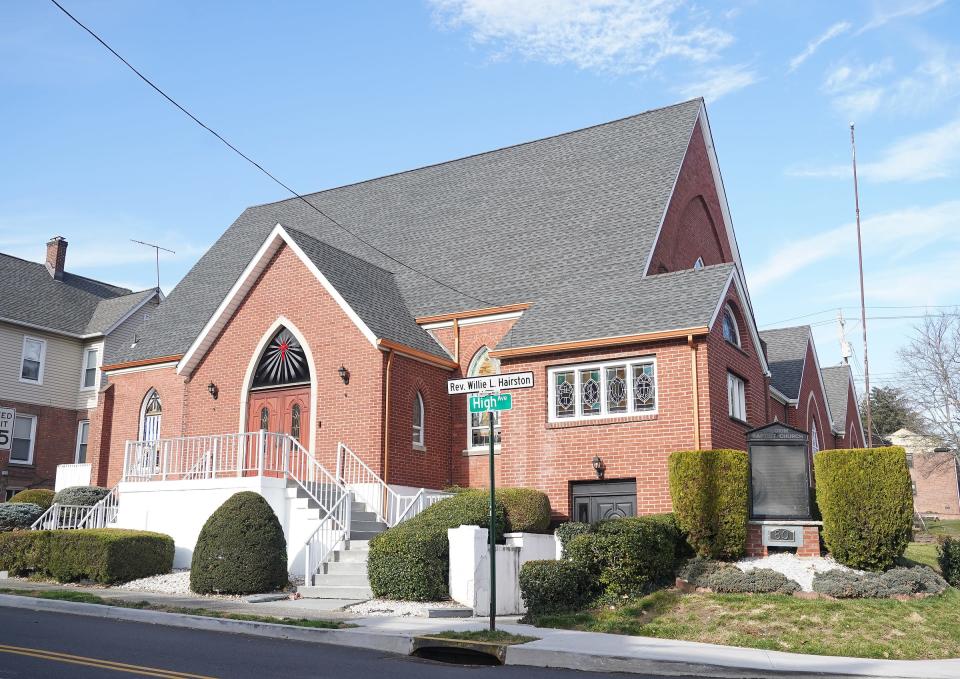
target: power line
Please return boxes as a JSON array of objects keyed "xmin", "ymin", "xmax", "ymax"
[
  {"xmin": 761, "ymin": 304, "xmax": 960, "ymax": 329},
  {"xmin": 48, "ymin": 0, "xmax": 497, "ymax": 308}
]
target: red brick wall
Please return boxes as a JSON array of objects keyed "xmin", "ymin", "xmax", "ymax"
[
  {"xmin": 747, "ymin": 524, "xmax": 822, "ymax": 557},
  {"xmin": 842, "ymin": 380, "xmax": 865, "ymax": 448},
  {"xmin": 647, "ymin": 120, "xmax": 733, "ymax": 275},
  {"xmin": 0, "ymin": 399, "xmax": 87, "ymax": 491},
  {"xmin": 912, "ymin": 453, "xmax": 960, "ymax": 518}
]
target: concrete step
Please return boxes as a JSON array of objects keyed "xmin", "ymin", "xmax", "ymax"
[
  {"xmin": 323, "ymin": 560, "xmax": 367, "ymax": 575},
  {"xmin": 346, "ymin": 539, "xmax": 371, "ymax": 550},
  {"xmin": 332, "ymin": 548, "xmax": 368, "ymax": 563},
  {"xmin": 350, "ymin": 510, "xmax": 379, "ymax": 523},
  {"xmin": 298, "ymin": 584, "xmax": 373, "ymax": 600},
  {"xmin": 350, "ymin": 519, "xmax": 387, "ymax": 533},
  {"xmin": 311, "ymin": 572, "xmax": 369, "ymax": 587},
  {"xmin": 349, "ymin": 530, "xmax": 384, "ymax": 541}
]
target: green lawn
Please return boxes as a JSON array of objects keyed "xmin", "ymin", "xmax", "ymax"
[
  {"xmin": 528, "ymin": 588, "xmax": 960, "ymax": 660},
  {"xmin": 923, "ymin": 519, "xmax": 960, "ymax": 538},
  {"xmin": 430, "ymin": 630, "xmax": 538, "ymax": 645},
  {"xmin": 902, "ymin": 543, "xmax": 940, "ymax": 571}
]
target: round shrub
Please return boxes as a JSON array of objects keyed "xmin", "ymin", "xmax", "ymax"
[
  {"xmin": 53, "ymin": 486, "xmax": 110, "ymax": 507},
  {"xmin": 497, "ymin": 488, "xmax": 551, "ymax": 533},
  {"xmin": 555, "ymin": 522, "xmax": 590, "ymax": 557},
  {"xmin": 8, "ymin": 489, "xmax": 55, "ymax": 510},
  {"xmin": 812, "ymin": 567, "xmax": 946, "ymax": 598},
  {"xmin": 706, "ymin": 567, "xmax": 801, "ymax": 595},
  {"xmin": 368, "ymin": 490, "xmax": 506, "ymax": 601},
  {"xmin": 678, "ymin": 556, "xmax": 736, "ymax": 587},
  {"xmin": 814, "ymin": 447, "xmax": 912, "ymax": 571},
  {"xmin": 190, "ymin": 492, "xmax": 287, "ymax": 594},
  {"xmin": 0, "ymin": 503, "xmax": 43, "ymax": 532},
  {"xmin": 668, "ymin": 449, "xmax": 749, "ymax": 560},
  {"xmin": 566, "ymin": 515, "xmax": 677, "ymax": 598},
  {"xmin": 519, "ymin": 560, "xmax": 591, "ymax": 616},
  {"xmin": 938, "ymin": 537, "xmax": 960, "ymax": 587}
]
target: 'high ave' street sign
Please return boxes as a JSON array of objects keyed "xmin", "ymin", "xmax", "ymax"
[
  {"xmin": 468, "ymin": 393, "xmax": 512, "ymax": 413},
  {"xmin": 447, "ymin": 371, "xmax": 534, "ymax": 395}
]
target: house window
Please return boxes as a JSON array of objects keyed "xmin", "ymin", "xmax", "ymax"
[
  {"xmin": 75, "ymin": 420, "xmax": 90, "ymax": 463},
  {"xmin": 4, "ymin": 488, "xmax": 23, "ymax": 502},
  {"xmin": 467, "ymin": 348, "xmax": 501, "ymax": 449},
  {"xmin": 10, "ymin": 414, "xmax": 37, "ymax": 464},
  {"xmin": 82, "ymin": 347, "xmax": 99, "ymax": 389},
  {"xmin": 810, "ymin": 420, "xmax": 820, "ymax": 455},
  {"xmin": 728, "ymin": 372, "xmax": 747, "ymax": 422},
  {"xmin": 413, "ymin": 391, "xmax": 425, "ymax": 448},
  {"xmin": 722, "ymin": 305, "xmax": 740, "ymax": 347},
  {"xmin": 20, "ymin": 337, "xmax": 46, "ymax": 384},
  {"xmin": 693, "ymin": 257, "xmax": 704, "ymax": 270},
  {"xmin": 548, "ymin": 358, "xmax": 657, "ymax": 423},
  {"xmin": 140, "ymin": 389, "xmax": 162, "ymax": 441}
]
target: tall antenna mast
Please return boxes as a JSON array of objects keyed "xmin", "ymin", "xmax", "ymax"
[
  {"xmin": 837, "ymin": 309, "xmax": 852, "ymax": 364},
  {"xmin": 850, "ymin": 123, "xmax": 873, "ymax": 446},
  {"xmin": 131, "ymin": 239, "xmax": 175, "ymax": 291}
]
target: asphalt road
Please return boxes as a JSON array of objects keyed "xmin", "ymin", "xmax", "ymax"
[{"xmin": 0, "ymin": 605, "xmax": 699, "ymax": 678}]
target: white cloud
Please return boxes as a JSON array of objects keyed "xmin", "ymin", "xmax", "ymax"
[
  {"xmin": 787, "ymin": 115, "xmax": 960, "ymax": 182},
  {"xmin": 788, "ymin": 21, "xmax": 851, "ymax": 72},
  {"xmin": 677, "ymin": 64, "xmax": 759, "ymax": 101},
  {"xmin": 427, "ymin": 0, "xmax": 734, "ymax": 74},
  {"xmin": 822, "ymin": 59, "xmax": 894, "ymax": 93},
  {"xmin": 856, "ymin": 0, "xmax": 945, "ymax": 34},
  {"xmin": 750, "ymin": 200, "xmax": 960, "ymax": 291}
]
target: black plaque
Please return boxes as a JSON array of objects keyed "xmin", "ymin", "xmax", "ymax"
[{"xmin": 747, "ymin": 422, "xmax": 811, "ymax": 520}]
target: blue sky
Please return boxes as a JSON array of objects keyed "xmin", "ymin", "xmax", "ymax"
[{"xmin": 2, "ymin": 0, "xmax": 959, "ymax": 395}]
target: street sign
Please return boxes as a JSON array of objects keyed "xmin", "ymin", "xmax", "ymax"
[
  {"xmin": 0, "ymin": 408, "xmax": 14, "ymax": 451},
  {"xmin": 447, "ymin": 371, "xmax": 534, "ymax": 395},
  {"xmin": 468, "ymin": 393, "xmax": 512, "ymax": 413}
]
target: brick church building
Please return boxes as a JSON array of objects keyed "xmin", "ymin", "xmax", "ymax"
[{"xmin": 83, "ymin": 99, "xmax": 862, "ymax": 525}]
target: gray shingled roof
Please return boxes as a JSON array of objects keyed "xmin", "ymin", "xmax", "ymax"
[
  {"xmin": 114, "ymin": 99, "xmax": 705, "ymax": 365},
  {"xmin": 759, "ymin": 326, "xmax": 811, "ymax": 400},
  {"xmin": 821, "ymin": 365, "xmax": 853, "ymax": 433},
  {"xmin": 498, "ymin": 263, "xmax": 734, "ymax": 350},
  {"xmin": 0, "ymin": 252, "xmax": 152, "ymax": 337}
]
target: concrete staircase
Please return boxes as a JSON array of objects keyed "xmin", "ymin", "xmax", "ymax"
[{"xmin": 296, "ymin": 496, "xmax": 387, "ymax": 600}]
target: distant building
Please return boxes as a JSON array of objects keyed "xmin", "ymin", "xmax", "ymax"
[{"xmin": 888, "ymin": 428, "xmax": 960, "ymax": 519}]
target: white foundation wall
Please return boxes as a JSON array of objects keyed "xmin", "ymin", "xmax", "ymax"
[
  {"xmin": 448, "ymin": 526, "xmax": 560, "ymax": 616},
  {"xmin": 114, "ymin": 478, "xmax": 315, "ymax": 576}
]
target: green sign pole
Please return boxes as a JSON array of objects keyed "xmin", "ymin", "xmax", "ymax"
[{"xmin": 488, "ymin": 409, "xmax": 496, "ymax": 631}]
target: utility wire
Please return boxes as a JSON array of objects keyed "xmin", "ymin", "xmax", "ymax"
[
  {"xmin": 761, "ymin": 304, "xmax": 960, "ymax": 328},
  {"xmin": 48, "ymin": 0, "xmax": 498, "ymax": 308}
]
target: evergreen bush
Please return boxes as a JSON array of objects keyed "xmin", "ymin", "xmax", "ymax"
[
  {"xmin": 814, "ymin": 447, "xmax": 912, "ymax": 571},
  {"xmin": 0, "ymin": 503, "xmax": 44, "ymax": 531},
  {"xmin": 519, "ymin": 560, "xmax": 591, "ymax": 615},
  {"xmin": 190, "ymin": 492, "xmax": 288, "ymax": 595},
  {"xmin": 8, "ymin": 489, "xmax": 55, "ymax": 510},
  {"xmin": 668, "ymin": 449, "xmax": 749, "ymax": 560},
  {"xmin": 554, "ymin": 522, "xmax": 590, "ymax": 557},
  {"xmin": 705, "ymin": 567, "xmax": 801, "ymax": 595},
  {"xmin": 53, "ymin": 486, "xmax": 110, "ymax": 507},
  {"xmin": 497, "ymin": 488, "xmax": 551, "ymax": 533},
  {"xmin": 812, "ymin": 567, "xmax": 946, "ymax": 598},
  {"xmin": 938, "ymin": 537, "xmax": 960, "ymax": 587}
]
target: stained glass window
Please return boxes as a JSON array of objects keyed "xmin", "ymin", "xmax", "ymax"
[
  {"xmin": 252, "ymin": 328, "xmax": 309, "ymax": 389},
  {"xmin": 633, "ymin": 364, "xmax": 655, "ymax": 411},
  {"xmin": 606, "ymin": 366, "xmax": 627, "ymax": 414},
  {"xmin": 549, "ymin": 359, "xmax": 657, "ymax": 421},
  {"xmin": 144, "ymin": 391, "xmax": 162, "ymax": 416},
  {"xmin": 580, "ymin": 369, "xmax": 601, "ymax": 416},
  {"xmin": 260, "ymin": 407, "xmax": 270, "ymax": 431},
  {"xmin": 291, "ymin": 404, "xmax": 301, "ymax": 441},
  {"xmin": 722, "ymin": 305, "xmax": 740, "ymax": 347},
  {"xmin": 413, "ymin": 392, "xmax": 424, "ymax": 447},
  {"xmin": 555, "ymin": 371, "xmax": 575, "ymax": 418}
]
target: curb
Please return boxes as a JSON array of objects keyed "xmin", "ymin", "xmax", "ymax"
[{"xmin": 0, "ymin": 594, "xmax": 412, "ymax": 656}]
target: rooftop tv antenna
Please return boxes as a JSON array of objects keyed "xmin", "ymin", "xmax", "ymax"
[
  {"xmin": 131, "ymin": 239, "xmax": 175, "ymax": 291},
  {"xmin": 837, "ymin": 309, "xmax": 852, "ymax": 364}
]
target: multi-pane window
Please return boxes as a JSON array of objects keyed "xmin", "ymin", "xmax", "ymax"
[
  {"xmin": 549, "ymin": 358, "xmax": 657, "ymax": 422},
  {"xmin": 11, "ymin": 415, "xmax": 36, "ymax": 464},
  {"xmin": 413, "ymin": 392, "xmax": 425, "ymax": 448},
  {"xmin": 82, "ymin": 347, "xmax": 99, "ymax": 389},
  {"xmin": 20, "ymin": 337, "xmax": 45, "ymax": 383},
  {"xmin": 728, "ymin": 372, "xmax": 747, "ymax": 422},
  {"xmin": 467, "ymin": 348, "xmax": 502, "ymax": 449},
  {"xmin": 722, "ymin": 305, "xmax": 740, "ymax": 347},
  {"xmin": 76, "ymin": 420, "xmax": 90, "ymax": 463}
]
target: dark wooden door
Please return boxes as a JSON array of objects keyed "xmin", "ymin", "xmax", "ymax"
[{"xmin": 571, "ymin": 480, "xmax": 637, "ymax": 524}]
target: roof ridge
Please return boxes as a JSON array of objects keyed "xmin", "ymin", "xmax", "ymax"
[
  {"xmin": 247, "ymin": 98, "xmax": 704, "ymax": 210},
  {"xmin": 760, "ymin": 324, "xmax": 812, "ymax": 334}
]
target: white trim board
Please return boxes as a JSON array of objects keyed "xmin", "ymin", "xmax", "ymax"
[
  {"xmin": 420, "ymin": 311, "xmax": 524, "ymax": 331},
  {"xmin": 707, "ymin": 270, "xmax": 770, "ymax": 376},
  {"xmin": 177, "ymin": 223, "xmax": 379, "ymax": 377}
]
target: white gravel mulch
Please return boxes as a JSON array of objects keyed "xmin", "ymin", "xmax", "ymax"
[
  {"xmin": 346, "ymin": 599, "xmax": 466, "ymax": 617},
  {"xmin": 735, "ymin": 552, "xmax": 862, "ymax": 592},
  {"xmin": 115, "ymin": 569, "xmax": 193, "ymax": 594}
]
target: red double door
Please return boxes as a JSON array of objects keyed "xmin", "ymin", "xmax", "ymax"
[{"xmin": 246, "ymin": 386, "xmax": 309, "ymax": 444}]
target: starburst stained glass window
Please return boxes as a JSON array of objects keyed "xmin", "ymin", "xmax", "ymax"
[{"xmin": 252, "ymin": 328, "xmax": 309, "ymax": 389}]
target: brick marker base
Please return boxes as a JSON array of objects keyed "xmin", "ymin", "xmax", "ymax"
[{"xmin": 747, "ymin": 522, "xmax": 823, "ymax": 558}]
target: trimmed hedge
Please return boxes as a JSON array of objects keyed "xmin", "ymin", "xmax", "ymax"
[
  {"xmin": 668, "ymin": 449, "xmax": 749, "ymax": 560},
  {"xmin": 0, "ymin": 529, "xmax": 173, "ymax": 584},
  {"xmin": 0, "ymin": 503, "xmax": 43, "ymax": 531},
  {"xmin": 190, "ymin": 492, "xmax": 288, "ymax": 595},
  {"xmin": 497, "ymin": 488, "xmax": 551, "ymax": 533},
  {"xmin": 53, "ymin": 486, "xmax": 110, "ymax": 507},
  {"xmin": 555, "ymin": 522, "xmax": 590, "ymax": 557},
  {"xmin": 939, "ymin": 537, "xmax": 960, "ymax": 587},
  {"xmin": 678, "ymin": 556, "xmax": 736, "ymax": 587},
  {"xmin": 8, "ymin": 488, "xmax": 55, "ymax": 510},
  {"xmin": 519, "ymin": 560, "xmax": 591, "ymax": 615},
  {"xmin": 368, "ymin": 490, "xmax": 506, "ymax": 601},
  {"xmin": 814, "ymin": 447, "xmax": 912, "ymax": 571},
  {"xmin": 565, "ymin": 514, "xmax": 678, "ymax": 598},
  {"xmin": 706, "ymin": 567, "xmax": 801, "ymax": 595},
  {"xmin": 812, "ymin": 567, "xmax": 947, "ymax": 598}
]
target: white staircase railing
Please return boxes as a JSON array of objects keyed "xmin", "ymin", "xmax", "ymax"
[
  {"xmin": 31, "ymin": 485, "xmax": 120, "ymax": 531},
  {"xmin": 335, "ymin": 442, "xmax": 451, "ymax": 526},
  {"xmin": 303, "ymin": 491, "xmax": 352, "ymax": 586},
  {"xmin": 77, "ymin": 486, "xmax": 120, "ymax": 529}
]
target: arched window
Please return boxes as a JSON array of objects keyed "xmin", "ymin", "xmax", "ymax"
[
  {"xmin": 810, "ymin": 419, "xmax": 820, "ymax": 455},
  {"xmin": 412, "ymin": 391, "xmax": 425, "ymax": 448},
  {"xmin": 140, "ymin": 389, "xmax": 162, "ymax": 441},
  {"xmin": 467, "ymin": 348, "xmax": 501, "ymax": 449},
  {"xmin": 722, "ymin": 304, "xmax": 740, "ymax": 347},
  {"xmin": 252, "ymin": 327, "xmax": 309, "ymax": 389},
  {"xmin": 693, "ymin": 257, "xmax": 704, "ymax": 270}
]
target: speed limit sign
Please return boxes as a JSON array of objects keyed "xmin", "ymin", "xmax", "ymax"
[{"xmin": 0, "ymin": 408, "xmax": 14, "ymax": 451}]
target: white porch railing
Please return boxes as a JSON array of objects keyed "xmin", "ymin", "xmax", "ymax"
[
  {"xmin": 303, "ymin": 491, "xmax": 352, "ymax": 585},
  {"xmin": 335, "ymin": 442, "xmax": 451, "ymax": 526},
  {"xmin": 31, "ymin": 485, "xmax": 120, "ymax": 531}
]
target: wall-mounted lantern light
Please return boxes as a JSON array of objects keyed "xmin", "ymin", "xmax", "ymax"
[
  {"xmin": 207, "ymin": 382, "xmax": 218, "ymax": 400},
  {"xmin": 592, "ymin": 455, "xmax": 605, "ymax": 479},
  {"xmin": 338, "ymin": 366, "xmax": 350, "ymax": 385}
]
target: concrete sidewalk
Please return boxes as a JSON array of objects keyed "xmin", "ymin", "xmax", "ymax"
[{"xmin": 3, "ymin": 579, "xmax": 960, "ymax": 678}]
